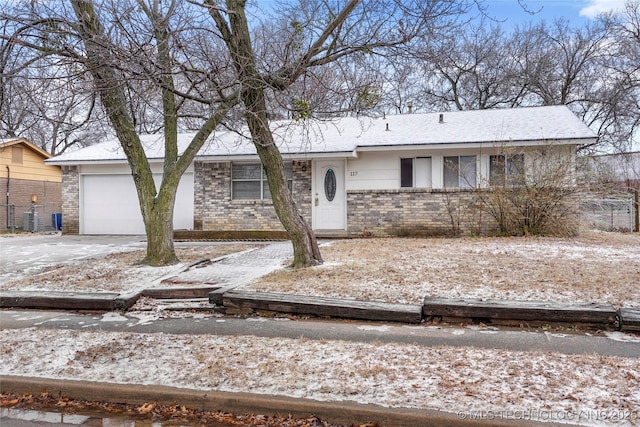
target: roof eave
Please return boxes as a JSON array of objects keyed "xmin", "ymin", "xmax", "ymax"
[
  {"xmin": 1, "ymin": 138, "xmax": 52, "ymax": 159},
  {"xmin": 196, "ymin": 150, "xmax": 356, "ymax": 162},
  {"xmin": 46, "ymin": 158, "xmax": 164, "ymax": 166},
  {"xmin": 354, "ymin": 138, "xmax": 592, "ymax": 152}
]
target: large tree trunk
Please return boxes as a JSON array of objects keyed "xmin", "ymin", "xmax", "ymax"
[
  {"xmin": 141, "ymin": 201, "xmax": 178, "ymax": 265},
  {"xmin": 138, "ymin": 175, "xmax": 179, "ymax": 266},
  {"xmin": 246, "ymin": 101, "xmax": 323, "ymax": 268},
  {"xmin": 71, "ymin": 0, "xmax": 180, "ymax": 266},
  {"xmin": 222, "ymin": 0, "xmax": 322, "ymax": 267}
]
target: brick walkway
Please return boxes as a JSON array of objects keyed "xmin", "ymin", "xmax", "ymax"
[{"xmin": 170, "ymin": 241, "xmax": 293, "ymax": 289}]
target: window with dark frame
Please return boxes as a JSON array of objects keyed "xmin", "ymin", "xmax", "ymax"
[
  {"xmin": 400, "ymin": 157, "xmax": 432, "ymax": 188},
  {"xmin": 400, "ymin": 158, "xmax": 413, "ymax": 187},
  {"xmin": 231, "ymin": 162, "xmax": 293, "ymax": 200}
]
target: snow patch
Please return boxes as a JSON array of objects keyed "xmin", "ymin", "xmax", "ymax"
[
  {"xmin": 33, "ymin": 317, "xmax": 70, "ymax": 326},
  {"xmin": 100, "ymin": 312, "xmax": 128, "ymax": 322},
  {"xmin": 604, "ymin": 331, "xmax": 640, "ymax": 343},
  {"xmin": 2, "ymin": 328, "xmax": 638, "ymax": 426},
  {"xmin": 357, "ymin": 325, "xmax": 390, "ymax": 332}
]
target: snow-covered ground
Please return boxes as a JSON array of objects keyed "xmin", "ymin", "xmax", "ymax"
[
  {"xmin": 3, "ymin": 232, "xmax": 638, "ymax": 308},
  {"xmin": 250, "ymin": 232, "xmax": 640, "ymax": 307},
  {"xmin": 1, "ymin": 321, "xmax": 639, "ymax": 426},
  {"xmin": 1, "ymin": 232, "xmax": 639, "ymax": 425}
]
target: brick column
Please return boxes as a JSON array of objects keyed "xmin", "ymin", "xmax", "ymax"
[{"xmin": 61, "ymin": 165, "xmax": 80, "ymax": 235}]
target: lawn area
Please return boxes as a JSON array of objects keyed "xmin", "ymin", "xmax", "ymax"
[
  {"xmin": 248, "ymin": 232, "xmax": 640, "ymax": 308},
  {"xmin": 0, "ymin": 244, "xmax": 257, "ymax": 293}
]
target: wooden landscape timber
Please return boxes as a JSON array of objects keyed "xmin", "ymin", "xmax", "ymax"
[
  {"xmin": 142, "ymin": 285, "xmax": 220, "ymax": 299},
  {"xmin": 219, "ymin": 290, "xmax": 424, "ymax": 323},
  {"xmin": 422, "ymin": 297, "xmax": 618, "ymax": 326},
  {"xmin": 0, "ymin": 291, "xmax": 121, "ymax": 311},
  {"xmin": 618, "ymin": 307, "xmax": 640, "ymax": 332},
  {"xmin": 1, "ymin": 289, "xmax": 634, "ymax": 334}
]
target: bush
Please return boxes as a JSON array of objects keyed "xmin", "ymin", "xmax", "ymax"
[{"xmin": 478, "ymin": 148, "xmax": 579, "ymax": 236}]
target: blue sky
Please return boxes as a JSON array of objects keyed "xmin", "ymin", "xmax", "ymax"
[
  {"xmin": 476, "ymin": 0, "xmax": 627, "ymax": 27},
  {"xmin": 255, "ymin": 0, "xmax": 629, "ymax": 28}
]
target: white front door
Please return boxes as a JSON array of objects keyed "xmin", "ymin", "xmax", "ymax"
[{"xmin": 313, "ymin": 160, "xmax": 346, "ymax": 231}]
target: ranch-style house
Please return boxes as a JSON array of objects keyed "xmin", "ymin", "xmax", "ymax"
[{"xmin": 47, "ymin": 105, "xmax": 597, "ymax": 237}]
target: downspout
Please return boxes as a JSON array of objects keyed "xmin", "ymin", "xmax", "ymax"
[{"xmin": 5, "ymin": 166, "xmax": 9, "ymax": 229}]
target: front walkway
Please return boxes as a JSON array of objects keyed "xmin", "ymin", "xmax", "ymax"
[{"xmin": 170, "ymin": 241, "xmax": 292, "ymax": 289}]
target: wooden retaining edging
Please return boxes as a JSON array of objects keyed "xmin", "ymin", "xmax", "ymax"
[
  {"xmin": 423, "ymin": 297, "xmax": 618, "ymax": 325},
  {"xmin": 142, "ymin": 286, "xmax": 220, "ymax": 299},
  {"xmin": 618, "ymin": 307, "xmax": 640, "ymax": 332},
  {"xmin": 0, "ymin": 291, "xmax": 123, "ymax": 311},
  {"xmin": 0, "ymin": 286, "xmax": 222, "ymax": 312},
  {"xmin": 219, "ymin": 290, "xmax": 424, "ymax": 324},
  {"xmin": 1, "ymin": 288, "xmax": 633, "ymax": 332}
]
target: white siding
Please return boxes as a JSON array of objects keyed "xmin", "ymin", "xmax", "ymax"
[
  {"xmin": 347, "ymin": 150, "xmax": 444, "ymax": 190},
  {"xmin": 343, "ymin": 146, "xmax": 572, "ymax": 190},
  {"xmin": 346, "ymin": 152, "xmax": 399, "ymax": 190}
]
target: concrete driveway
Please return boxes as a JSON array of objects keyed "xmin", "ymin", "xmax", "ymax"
[
  {"xmin": 0, "ymin": 233, "xmax": 292, "ymax": 289},
  {"xmin": 0, "ymin": 233, "xmax": 147, "ymax": 283}
]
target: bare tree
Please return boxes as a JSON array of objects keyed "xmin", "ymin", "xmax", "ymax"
[
  {"xmin": 601, "ymin": 0, "xmax": 640, "ymax": 153},
  {"xmin": 416, "ymin": 14, "xmax": 637, "ymax": 153},
  {"xmin": 421, "ymin": 21, "xmax": 530, "ymax": 111},
  {"xmin": 3, "ymin": 0, "xmax": 473, "ymax": 268},
  {"xmin": 513, "ymin": 18, "xmax": 638, "ymax": 153},
  {"xmin": 2, "ymin": 0, "xmax": 240, "ymax": 265},
  {"xmin": 1, "ymin": 15, "xmax": 108, "ymax": 154},
  {"xmin": 202, "ymin": 0, "xmax": 472, "ymax": 267},
  {"xmin": 68, "ymin": 0, "xmax": 238, "ymax": 265}
]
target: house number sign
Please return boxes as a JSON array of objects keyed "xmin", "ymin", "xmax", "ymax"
[{"xmin": 324, "ymin": 168, "xmax": 336, "ymax": 202}]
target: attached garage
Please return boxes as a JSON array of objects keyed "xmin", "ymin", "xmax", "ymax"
[
  {"xmin": 79, "ymin": 165, "xmax": 194, "ymax": 235},
  {"xmin": 48, "ymin": 107, "xmax": 598, "ymax": 237}
]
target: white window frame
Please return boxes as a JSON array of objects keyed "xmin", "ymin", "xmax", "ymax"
[
  {"xmin": 444, "ymin": 155, "xmax": 477, "ymax": 188},
  {"xmin": 231, "ymin": 162, "xmax": 293, "ymax": 200},
  {"xmin": 400, "ymin": 157, "xmax": 432, "ymax": 188}
]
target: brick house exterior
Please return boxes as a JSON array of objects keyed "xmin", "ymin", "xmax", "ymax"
[
  {"xmin": 193, "ymin": 161, "xmax": 312, "ymax": 233},
  {"xmin": 47, "ymin": 106, "xmax": 597, "ymax": 237}
]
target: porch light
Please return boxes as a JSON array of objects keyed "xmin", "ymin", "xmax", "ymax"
[{"xmin": 31, "ymin": 194, "xmax": 38, "ymax": 203}]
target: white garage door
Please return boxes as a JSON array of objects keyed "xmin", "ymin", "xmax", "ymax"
[{"xmin": 81, "ymin": 173, "xmax": 194, "ymax": 235}]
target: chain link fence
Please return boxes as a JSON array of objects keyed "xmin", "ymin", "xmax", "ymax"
[
  {"xmin": 579, "ymin": 194, "xmax": 638, "ymax": 232},
  {"xmin": 0, "ymin": 203, "xmax": 62, "ymax": 233}
]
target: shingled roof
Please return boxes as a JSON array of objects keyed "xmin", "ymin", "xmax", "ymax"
[{"xmin": 48, "ymin": 105, "xmax": 597, "ymax": 165}]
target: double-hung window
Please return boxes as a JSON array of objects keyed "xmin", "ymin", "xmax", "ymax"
[
  {"xmin": 231, "ymin": 163, "xmax": 293, "ymax": 200},
  {"xmin": 444, "ymin": 155, "xmax": 477, "ymax": 188},
  {"xmin": 489, "ymin": 154, "xmax": 524, "ymax": 185},
  {"xmin": 400, "ymin": 157, "xmax": 432, "ymax": 188}
]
